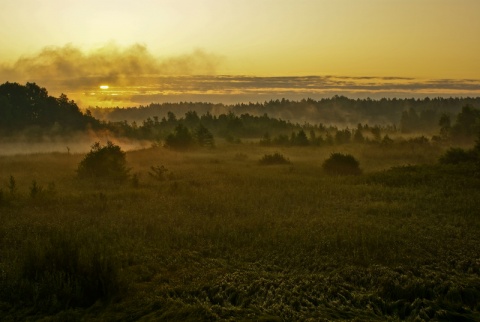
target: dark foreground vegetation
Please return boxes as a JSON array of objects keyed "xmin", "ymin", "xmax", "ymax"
[
  {"xmin": 1, "ymin": 141, "xmax": 480, "ymax": 321},
  {"xmin": 1, "ymin": 82, "xmax": 480, "ymax": 320}
]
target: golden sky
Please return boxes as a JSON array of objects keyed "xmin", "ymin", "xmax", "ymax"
[{"xmin": 0, "ymin": 0, "xmax": 479, "ymax": 106}]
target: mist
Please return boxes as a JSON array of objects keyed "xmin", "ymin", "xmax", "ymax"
[{"xmin": 0, "ymin": 133, "xmax": 152, "ymax": 156}]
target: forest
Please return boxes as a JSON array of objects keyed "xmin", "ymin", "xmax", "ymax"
[
  {"xmin": 1, "ymin": 82, "xmax": 480, "ymax": 321},
  {"xmin": 2, "ymin": 82, "xmax": 480, "ymax": 146}
]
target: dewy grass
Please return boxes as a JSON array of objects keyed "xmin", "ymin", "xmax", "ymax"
[{"xmin": 0, "ymin": 142, "xmax": 479, "ymax": 320}]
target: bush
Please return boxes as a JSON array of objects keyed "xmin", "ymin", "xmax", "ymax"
[
  {"xmin": 259, "ymin": 153, "xmax": 290, "ymax": 165},
  {"xmin": 149, "ymin": 165, "xmax": 170, "ymax": 181},
  {"xmin": 29, "ymin": 180, "xmax": 43, "ymax": 198},
  {"xmin": 439, "ymin": 147, "xmax": 478, "ymax": 165},
  {"xmin": 77, "ymin": 141, "xmax": 130, "ymax": 182},
  {"xmin": 322, "ymin": 153, "xmax": 362, "ymax": 175},
  {"xmin": 8, "ymin": 175, "xmax": 16, "ymax": 195}
]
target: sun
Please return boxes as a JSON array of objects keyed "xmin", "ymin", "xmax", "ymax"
[{"xmin": 99, "ymin": 85, "xmax": 109, "ymax": 90}]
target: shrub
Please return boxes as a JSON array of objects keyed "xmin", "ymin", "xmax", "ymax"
[
  {"xmin": 77, "ymin": 141, "xmax": 130, "ymax": 182},
  {"xmin": 29, "ymin": 180, "xmax": 43, "ymax": 198},
  {"xmin": 149, "ymin": 165, "xmax": 170, "ymax": 181},
  {"xmin": 439, "ymin": 147, "xmax": 478, "ymax": 165},
  {"xmin": 8, "ymin": 175, "xmax": 16, "ymax": 195},
  {"xmin": 259, "ymin": 153, "xmax": 290, "ymax": 165},
  {"xmin": 322, "ymin": 153, "xmax": 362, "ymax": 175},
  {"xmin": 131, "ymin": 173, "xmax": 140, "ymax": 188}
]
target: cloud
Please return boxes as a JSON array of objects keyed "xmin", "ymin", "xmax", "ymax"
[
  {"xmin": 0, "ymin": 43, "xmax": 222, "ymax": 89},
  {"xmin": 158, "ymin": 49, "xmax": 222, "ymax": 76},
  {"xmin": 115, "ymin": 75, "xmax": 479, "ymax": 107}
]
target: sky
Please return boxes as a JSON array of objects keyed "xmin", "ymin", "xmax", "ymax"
[{"xmin": 0, "ymin": 0, "xmax": 479, "ymax": 107}]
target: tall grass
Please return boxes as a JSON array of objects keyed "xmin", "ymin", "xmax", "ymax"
[{"xmin": 0, "ymin": 142, "xmax": 479, "ymax": 320}]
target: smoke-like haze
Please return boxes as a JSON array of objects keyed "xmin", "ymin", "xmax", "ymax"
[
  {"xmin": 0, "ymin": 43, "xmax": 222, "ymax": 90},
  {"xmin": 2, "ymin": 43, "xmax": 222, "ymax": 77}
]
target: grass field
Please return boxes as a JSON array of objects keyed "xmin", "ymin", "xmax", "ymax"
[{"xmin": 0, "ymin": 142, "xmax": 479, "ymax": 321}]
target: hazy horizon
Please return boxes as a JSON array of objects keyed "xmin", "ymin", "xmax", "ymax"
[
  {"xmin": 2, "ymin": 74, "xmax": 479, "ymax": 109},
  {"xmin": 1, "ymin": 44, "xmax": 479, "ymax": 108}
]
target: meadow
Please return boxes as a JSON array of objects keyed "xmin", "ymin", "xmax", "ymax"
[{"xmin": 0, "ymin": 141, "xmax": 479, "ymax": 321}]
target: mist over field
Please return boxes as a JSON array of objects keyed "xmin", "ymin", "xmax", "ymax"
[{"xmin": 0, "ymin": 136, "xmax": 151, "ymax": 156}]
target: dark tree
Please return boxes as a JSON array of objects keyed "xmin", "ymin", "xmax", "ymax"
[
  {"xmin": 184, "ymin": 111, "xmax": 201, "ymax": 128},
  {"xmin": 292, "ymin": 130, "xmax": 309, "ymax": 146},
  {"xmin": 439, "ymin": 113, "xmax": 451, "ymax": 140},
  {"xmin": 451, "ymin": 105, "xmax": 480, "ymax": 142},
  {"xmin": 164, "ymin": 124, "xmax": 194, "ymax": 149},
  {"xmin": 335, "ymin": 129, "xmax": 352, "ymax": 145},
  {"xmin": 194, "ymin": 124, "xmax": 215, "ymax": 147},
  {"xmin": 167, "ymin": 111, "xmax": 177, "ymax": 123},
  {"xmin": 400, "ymin": 108, "xmax": 419, "ymax": 133},
  {"xmin": 0, "ymin": 82, "xmax": 98, "ymax": 136},
  {"xmin": 260, "ymin": 132, "xmax": 271, "ymax": 146}
]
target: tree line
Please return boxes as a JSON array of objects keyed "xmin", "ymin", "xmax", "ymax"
[
  {"xmin": 0, "ymin": 82, "xmax": 100, "ymax": 139},
  {"xmin": 1, "ymin": 82, "xmax": 480, "ymax": 147},
  {"xmin": 91, "ymin": 95, "xmax": 480, "ymax": 132}
]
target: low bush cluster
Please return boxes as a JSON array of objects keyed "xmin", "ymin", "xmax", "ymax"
[
  {"xmin": 258, "ymin": 153, "xmax": 290, "ymax": 165},
  {"xmin": 322, "ymin": 153, "xmax": 362, "ymax": 175},
  {"xmin": 439, "ymin": 147, "xmax": 479, "ymax": 165},
  {"xmin": 77, "ymin": 141, "xmax": 130, "ymax": 182}
]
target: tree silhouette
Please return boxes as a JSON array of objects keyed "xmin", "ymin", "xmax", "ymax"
[
  {"xmin": 194, "ymin": 124, "xmax": 215, "ymax": 147},
  {"xmin": 0, "ymin": 82, "xmax": 98, "ymax": 136},
  {"xmin": 352, "ymin": 124, "xmax": 364, "ymax": 143},
  {"xmin": 292, "ymin": 130, "xmax": 309, "ymax": 146},
  {"xmin": 439, "ymin": 113, "xmax": 451, "ymax": 140},
  {"xmin": 77, "ymin": 142, "xmax": 130, "ymax": 182},
  {"xmin": 165, "ymin": 124, "xmax": 194, "ymax": 149},
  {"xmin": 451, "ymin": 105, "xmax": 480, "ymax": 142}
]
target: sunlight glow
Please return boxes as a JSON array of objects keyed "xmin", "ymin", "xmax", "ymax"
[{"xmin": 100, "ymin": 85, "xmax": 109, "ymax": 90}]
